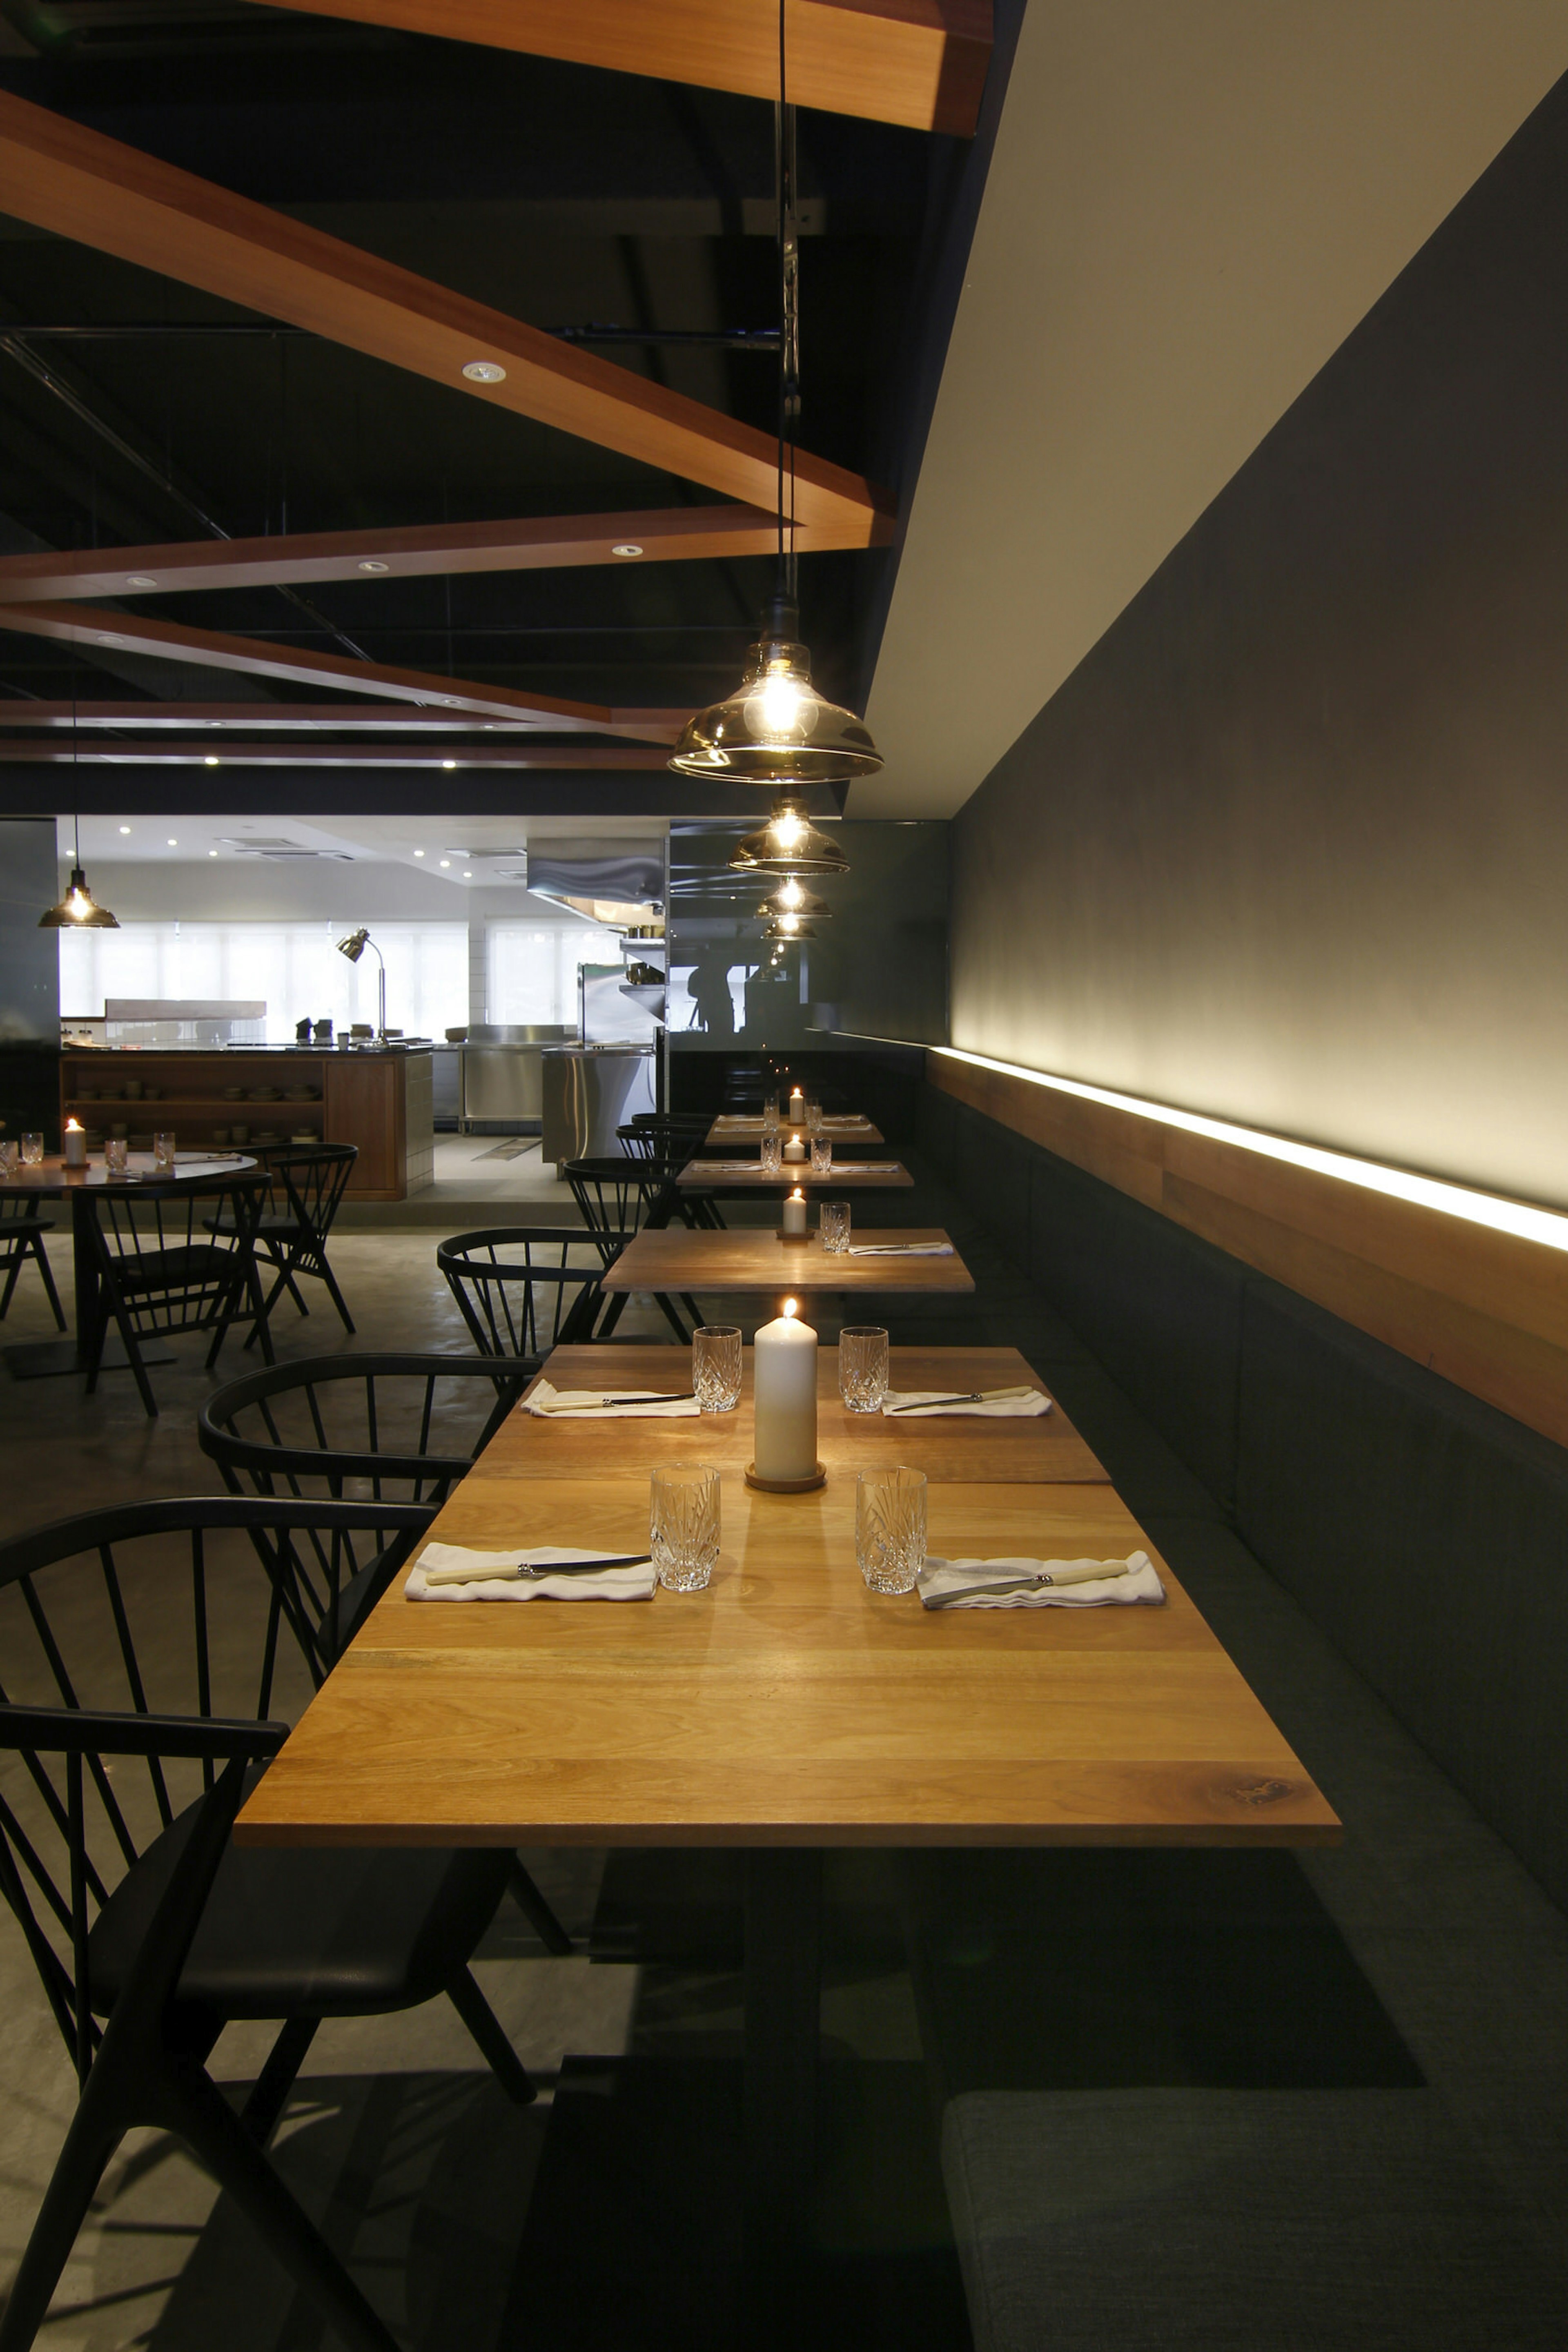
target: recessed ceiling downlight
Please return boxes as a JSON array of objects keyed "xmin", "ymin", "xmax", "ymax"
[
  {"xmin": 611, "ymin": 543, "xmax": 643, "ymax": 558},
  {"xmin": 126, "ymin": 575, "xmax": 157, "ymax": 589},
  {"xmin": 357, "ymin": 559, "xmax": 390, "ymax": 574},
  {"xmin": 462, "ymin": 361, "xmax": 506, "ymax": 383}
]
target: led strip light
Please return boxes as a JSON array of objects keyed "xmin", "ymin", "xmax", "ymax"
[{"xmin": 933, "ymin": 1045, "xmax": 1568, "ymax": 1258}]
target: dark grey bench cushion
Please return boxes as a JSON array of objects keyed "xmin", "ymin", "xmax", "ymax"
[
  {"xmin": 943, "ymin": 2086, "xmax": 1568, "ymax": 2352},
  {"xmin": 1235, "ymin": 1278, "xmax": 1568, "ymax": 1917}
]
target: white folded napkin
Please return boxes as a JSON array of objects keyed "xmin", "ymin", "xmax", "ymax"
[
  {"xmin": 523, "ymin": 1378, "xmax": 699, "ymax": 1419},
  {"xmin": 847, "ymin": 1241, "xmax": 955, "ymax": 1256},
  {"xmin": 917, "ymin": 1550, "xmax": 1165, "ymax": 1610},
  {"xmin": 684, "ymin": 1160, "xmax": 755, "ymax": 1175},
  {"xmin": 406, "ymin": 1543, "xmax": 656, "ymax": 1601},
  {"xmin": 881, "ymin": 1385, "xmax": 1052, "ymax": 1419}
]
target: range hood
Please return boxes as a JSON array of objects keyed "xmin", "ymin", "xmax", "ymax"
[{"xmin": 525, "ymin": 846, "xmax": 664, "ymax": 930}]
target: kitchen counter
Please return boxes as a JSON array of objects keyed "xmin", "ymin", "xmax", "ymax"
[{"xmin": 60, "ymin": 1047, "xmax": 433, "ymax": 1201}]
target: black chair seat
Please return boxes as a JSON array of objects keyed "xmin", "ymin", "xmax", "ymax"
[
  {"xmin": 88, "ymin": 1787, "xmax": 513, "ymax": 2019},
  {"xmin": 115, "ymin": 1243, "xmax": 235, "ymax": 1293}
]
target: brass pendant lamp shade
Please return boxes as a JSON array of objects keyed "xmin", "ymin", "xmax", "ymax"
[
  {"xmin": 669, "ymin": 595, "xmax": 882, "ymax": 784},
  {"xmin": 729, "ymin": 797, "xmax": 849, "ymax": 878},
  {"xmin": 758, "ymin": 879, "xmax": 831, "ymax": 923},
  {"xmin": 763, "ymin": 914, "xmax": 817, "ymax": 940},
  {"xmin": 40, "ymin": 813, "xmax": 118, "ymax": 929}
]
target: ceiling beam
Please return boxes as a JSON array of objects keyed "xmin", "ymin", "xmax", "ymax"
[
  {"xmin": 0, "ymin": 503, "xmax": 884, "ymax": 604},
  {"xmin": 0, "ymin": 739, "xmax": 669, "ymax": 768},
  {"xmin": 0, "ymin": 702, "xmax": 607, "ymax": 731},
  {"xmin": 0, "ymin": 92, "xmax": 886, "ymax": 536},
  {"xmin": 249, "ymin": 1, "xmax": 993, "ymax": 136},
  {"xmin": 0, "ymin": 601, "xmax": 688, "ymax": 741}
]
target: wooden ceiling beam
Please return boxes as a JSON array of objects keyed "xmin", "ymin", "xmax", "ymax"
[
  {"xmin": 0, "ymin": 91, "xmax": 886, "ymax": 535},
  {"xmin": 0, "ymin": 739, "xmax": 669, "ymax": 768},
  {"xmin": 0, "ymin": 600, "xmax": 688, "ymax": 742},
  {"xmin": 250, "ymin": 1, "xmax": 993, "ymax": 137},
  {"xmin": 0, "ymin": 702, "xmax": 617, "ymax": 731},
  {"xmin": 0, "ymin": 504, "xmax": 882, "ymax": 605}
]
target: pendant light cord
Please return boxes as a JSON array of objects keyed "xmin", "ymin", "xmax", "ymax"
[{"xmin": 775, "ymin": 0, "xmax": 798, "ymax": 608}]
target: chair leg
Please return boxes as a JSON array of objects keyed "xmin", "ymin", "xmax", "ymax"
[
  {"xmin": 444, "ymin": 1966, "xmax": 536, "ymax": 2107},
  {"xmin": 0, "ymin": 1249, "xmax": 21, "ymax": 1319},
  {"xmin": 599, "ymin": 1289, "xmax": 628, "ymax": 1336},
  {"xmin": 30, "ymin": 1233, "xmax": 67, "ymax": 1332},
  {"xmin": 156, "ymin": 2054, "xmax": 401, "ymax": 2352},
  {"xmin": 316, "ymin": 1254, "xmax": 356, "ymax": 1335},
  {"xmin": 0, "ymin": 2077, "xmax": 123, "ymax": 2352},
  {"xmin": 655, "ymin": 1291, "xmax": 692, "ymax": 1344},
  {"xmin": 506, "ymin": 1853, "xmax": 574, "ymax": 1955},
  {"xmin": 240, "ymin": 2014, "xmax": 321, "ymax": 2146},
  {"xmin": 105, "ymin": 1294, "xmax": 158, "ymax": 1417}
]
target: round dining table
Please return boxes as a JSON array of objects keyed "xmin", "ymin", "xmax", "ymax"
[{"xmin": 1, "ymin": 1152, "xmax": 258, "ymax": 1381}]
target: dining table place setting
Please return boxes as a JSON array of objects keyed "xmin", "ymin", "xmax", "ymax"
[
  {"xmin": 599, "ymin": 1225, "xmax": 976, "ymax": 1297},
  {"xmin": 522, "ymin": 1378, "xmax": 700, "ymax": 1419},
  {"xmin": 881, "ymin": 1383, "xmax": 1052, "ymax": 1417},
  {"xmin": 407, "ymin": 1543, "xmax": 659, "ymax": 1602},
  {"xmin": 915, "ymin": 1549, "xmax": 1167, "ymax": 1610}
]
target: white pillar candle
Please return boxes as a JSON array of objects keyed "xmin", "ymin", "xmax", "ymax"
[
  {"xmin": 781, "ymin": 1186, "xmax": 807, "ymax": 1236},
  {"xmin": 788, "ymin": 1087, "xmax": 805, "ymax": 1120},
  {"xmin": 783, "ymin": 1133, "xmax": 806, "ymax": 1163},
  {"xmin": 63, "ymin": 1119, "xmax": 87, "ymax": 1168},
  {"xmin": 754, "ymin": 1298, "xmax": 817, "ymax": 1481}
]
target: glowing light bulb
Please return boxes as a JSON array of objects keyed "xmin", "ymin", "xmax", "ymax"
[
  {"xmin": 772, "ymin": 807, "xmax": 806, "ymax": 850},
  {"xmin": 744, "ymin": 671, "xmax": 816, "ymax": 744},
  {"xmin": 778, "ymin": 878, "xmax": 804, "ymax": 909}
]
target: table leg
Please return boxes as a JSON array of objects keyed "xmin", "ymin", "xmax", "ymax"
[
  {"xmin": 2, "ymin": 1190, "xmax": 169, "ymax": 1379},
  {"xmin": 744, "ymin": 1846, "xmax": 822, "ymax": 2305}
]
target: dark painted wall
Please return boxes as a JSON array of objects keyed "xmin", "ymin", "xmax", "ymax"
[
  {"xmin": 951, "ymin": 74, "xmax": 1568, "ymax": 1212},
  {"xmin": 0, "ymin": 817, "xmax": 61, "ymax": 1146}
]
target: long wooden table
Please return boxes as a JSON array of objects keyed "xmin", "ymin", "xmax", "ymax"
[
  {"xmin": 236, "ymin": 1339, "xmax": 1336, "ymax": 2300},
  {"xmin": 601, "ymin": 1225, "xmax": 975, "ymax": 1296},
  {"xmin": 677, "ymin": 1156, "xmax": 913, "ymax": 1191},
  {"xmin": 705, "ymin": 1115, "xmax": 884, "ymax": 1147},
  {"xmin": 486, "ymin": 1344, "xmax": 1110, "ymax": 1484}
]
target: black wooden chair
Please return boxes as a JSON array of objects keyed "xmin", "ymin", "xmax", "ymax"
[
  {"xmin": 197, "ymin": 1364, "xmax": 571, "ymax": 1956},
  {"xmin": 215, "ymin": 1142, "xmax": 358, "ymax": 1347},
  {"xmin": 0, "ymin": 1196, "xmax": 65, "ymax": 1331},
  {"xmin": 437, "ymin": 1227, "xmax": 617, "ymax": 1363},
  {"xmin": 563, "ymin": 1158, "xmax": 698, "ymax": 1341},
  {"xmin": 84, "ymin": 1169, "xmax": 273, "ymax": 1417},
  {"xmin": 616, "ymin": 1122, "xmax": 727, "ymax": 1227},
  {"xmin": 0, "ymin": 1495, "xmax": 538, "ymax": 2352}
]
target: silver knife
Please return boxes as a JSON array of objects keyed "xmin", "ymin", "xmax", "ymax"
[
  {"xmin": 925, "ymin": 1561, "xmax": 1132, "ymax": 1607},
  {"xmin": 543, "ymin": 1394, "xmax": 695, "ymax": 1409},
  {"xmin": 424, "ymin": 1552, "xmax": 654, "ymax": 1586}
]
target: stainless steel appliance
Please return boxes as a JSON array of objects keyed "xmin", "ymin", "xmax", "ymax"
[
  {"xmin": 542, "ymin": 1045, "xmax": 656, "ymax": 1169},
  {"xmin": 579, "ymin": 964, "xmax": 662, "ymax": 1047},
  {"xmin": 462, "ymin": 1024, "xmax": 576, "ymax": 1129}
]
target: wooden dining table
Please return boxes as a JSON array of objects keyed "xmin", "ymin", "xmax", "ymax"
[
  {"xmin": 677, "ymin": 1156, "xmax": 913, "ymax": 1192},
  {"xmin": 236, "ymin": 1338, "xmax": 1338, "ymax": 2307},
  {"xmin": 600, "ymin": 1225, "xmax": 976, "ymax": 1297},
  {"xmin": 0, "ymin": 1151, "xmax": 258, "ymax": 1380},
  {"xmin": 704, "ymin": 1114, "xmax": 885, "ymax": 1147}
]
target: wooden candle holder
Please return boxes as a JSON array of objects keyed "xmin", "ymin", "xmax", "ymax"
[{"xmin": 745, "ymin": 1461, "xmax": 827, "ymax": 1493}]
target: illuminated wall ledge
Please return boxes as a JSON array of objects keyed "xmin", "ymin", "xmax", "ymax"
[{"xmin": 928, "ymin": 1045, "xmax": 1568, "ymax": 1453}]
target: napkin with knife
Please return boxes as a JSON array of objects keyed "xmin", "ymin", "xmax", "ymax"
[
  {"xmin": 406, "ymin": 1543, "xmax": 657, "ymax": 1601},
  {"xmin": 917, "ymin": 1550, "xmax": 1165, "ymax": 1609},
  {"xmin": 847, "ymin": 1241, "xmax": 955, "ymax": 1257},
  {"xmin": 523, "ymin": 1378, "xmax": 699, "ymax": 1419},
  {"xmin": 882, "ymin": 1385, "xmax": 1051, "ymax": 1418}
]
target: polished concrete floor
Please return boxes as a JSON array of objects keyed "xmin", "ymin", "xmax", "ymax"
[{"xmin": 0, "ymin": 1200, "xmax": 940, "ymax": 2350}]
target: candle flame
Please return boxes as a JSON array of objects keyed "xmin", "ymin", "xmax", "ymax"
[
  {"xmin": 782, "ymin": 1297, "xmax": 799, "ymax": 1319},
  {"xmin": 790, "ymin": 1187, "xmax": 802, "ymax": 1200},
  {"xmin": 65, "ymin": 1118, "xmax": 82, "ymax": 1133}
]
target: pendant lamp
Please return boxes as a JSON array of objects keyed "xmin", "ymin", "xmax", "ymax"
[
  {"xmin": 763, "ymin": 914, "xmax": 817, "ymax": 940},
  {"xmin": 729, "ymin": 800, "xmax": 848, "ymax": 878},
  {"xmin": 758, "ymin": 879, "xmax": 831, "ymax": 924},
  {"xmin": 668, "ymin": 2, "xmax": 880, "ymax": 790},
  {"xmin": 670, "ymin": 592, "xmax": 882, "ymax": 784},
  {"xmin": 40, "ymin": 813, "xmax": 118, "ymax": 930}
]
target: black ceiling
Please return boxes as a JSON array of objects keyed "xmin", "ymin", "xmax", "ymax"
[{"xmin": 0, "ymin": 0, "xmax": 967, "ymax": 761}]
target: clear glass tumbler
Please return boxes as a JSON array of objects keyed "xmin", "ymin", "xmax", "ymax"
[
  {"xmin": 153, "ymin": 1131, "xmax": 177, "ymax": 1174},
  {"xmin": 839, "ymin": 1325, "xmax": 889, "ymax": 1414},
  {"xmin": 693, "ymin": 1324, "xmax": 742, "ymax": 1413},
  {"xmin": 21, "ymin": 1133, "xmax": 43, "ymax": 1167},
  {"xmin": 763, "ymin": 1092, "xmax": 780, "ymax": 1133},
  {"xmin": 856, "ymin": 1466, "xmax": 927, "ymax": 1594},
  {"xmin": 805, "ymin": 1100, "xmax": 824, "ymax": 1138},
  {"xmin": 650, "ymin": 1463, "xmax": 721, "ymax": 1592},
  {"xmin": 809, "ymin": 1136, "xmax": 833, "ymax": 1178},
  {"xmin": 104, "ymin": 1137, "xmax": 129, "ymax": 1176},
  {"xmin": 760, "ymin": 1131, "xmax": 783, "ymax": 1177},
  {"xmin": 0, "ymin": 1140, "xmax": 18, "ymax": 1177},
  {"xmin": 819, "ymin": 1198, "xmax": 851, "ymax": 1254}
]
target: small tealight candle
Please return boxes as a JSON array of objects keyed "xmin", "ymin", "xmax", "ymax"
[
  {"xmin": 781, "ymin": 1186, "xmax": 807, "ymax": 1237},
  {"xmin": 753, "ymin": 1296, "xmax": 818, "ymax": 1481},
  {"xmin": 782, "ymin": 1132, "xmax": 806, "ymax": 1163},
  {"xmin": 63, "ymin": 1118, "xmax": 87, "ymax": 1169}
]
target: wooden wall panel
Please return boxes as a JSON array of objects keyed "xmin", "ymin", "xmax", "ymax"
[{"xmin": 929, "ymin": 1051, "xmax": 1568, "ymax": 1452}]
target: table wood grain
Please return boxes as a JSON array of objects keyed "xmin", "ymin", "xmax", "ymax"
[
  {"xmin": 235, "ymin": 1473, "xmax": 1336, "ymax": 1849},
  {"xmin": 677, "ymin": 1158, "xmax": 913, "ymax": 1190},
  {"xmin": 490, "ymin": 1344, "xmax": 1108, "ymax": 1483},
  {"xmin": 602, "ymin": 1227, "xmax": 974, "ymax": 1294},
  {"xmin": 705, "ymin": 1116, "xmax": 884, "ymax": 1147}
]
